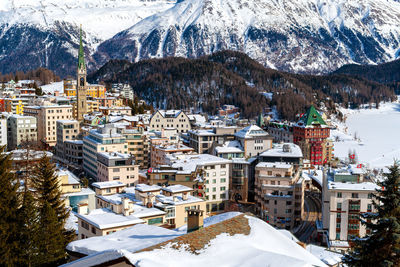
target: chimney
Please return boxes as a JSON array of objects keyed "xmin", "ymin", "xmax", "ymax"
[
  {"xmin": 122, "ymin": 197, "xmax": 130, "ymax": 216},
  {"xmin": 186, "ymin": 209, "xmax": 204, "ymax": 233},
  {"xmin": 182, "ymin": 192, "xmax": 188, "ymax": 201},
  {"xmin": 77, "ymin": 204, "xmax": 89, "ymax": 215}
]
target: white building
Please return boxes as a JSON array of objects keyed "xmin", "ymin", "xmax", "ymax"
[
  {"xmin": 149, "ymin": 110, "xmax": 191, "ymax": 133},
  {"xmin": 0, "ymin": 118, "xmax": 7, "ymax": 147},
  {"xmin": 322, "ymin": 166, "xmax": 379, "ymax": 247}
]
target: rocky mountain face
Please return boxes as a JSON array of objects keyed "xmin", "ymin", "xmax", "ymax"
[{"xmin": 1, "ymin": 0, "xmax": 400, "ymax": 76}]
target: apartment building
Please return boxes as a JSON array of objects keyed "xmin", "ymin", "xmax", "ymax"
[
  {"xmin": 266, "ymin": 121, "xmax": 294, "ymax": 143},
  {"xmin": 188, "ymin": 127, "xmax": 239, "ymax": 154},
  {"xmin": 0, "ymin": 118, "xmax": 7, "ymax": 147},
  {"xmin": 83, "ymin": 125, "xmax": 128, "ymax": 179},
  {"xmin": 147, "ymin": 154, "xmax": 231, "ymax": 214},
  {"xmin": 64, "ymin": 79, "xmax": 106, "ymax": 98},
  {"xmin": 121, "ymin": 128, "xmax": 150, "ymax": 169},
  {"xmin": 255, "ymin": 162, "xmax": 304, "ymax": 230},
  {"xmin": 7, "ymin": 114, "xmax": 37, "ymax": 150},
  {"xmin": 150, "ymin": 143, "xmax": 194, "ymax": 167},
  {"xmin": 149, "ymin": 110, "xmax": 191, "ymax": 133},
  {"xmin": 55, "ymin": 120, "xmax": 81, "ymax": 166},
  {"xmin": 99, "ymin": 106, "xmax": 131, "ymax": 116},
  {"xmin": 322, "ymin": 166, "xmax": 378, "ymax": 246},
  {"xmin": 97, "ymin": 152, "xmax": 139, "ymax": 186},
  {"xmin": 24, "ymin": 104, "xmax": 73, "ymax": 147},
  {"xmin": 234, "ymin": 125, "xmax": 273, "ymax": 157}
]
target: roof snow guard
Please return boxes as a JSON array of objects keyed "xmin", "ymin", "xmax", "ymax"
[{"xmin": 297, "ymin": 105, "xmax": 326, "ymax": 128}]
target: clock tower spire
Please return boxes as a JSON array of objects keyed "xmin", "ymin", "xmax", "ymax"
[{"xmin": 76, "ymin": 25, "xmax": 87, "ymax": 122}]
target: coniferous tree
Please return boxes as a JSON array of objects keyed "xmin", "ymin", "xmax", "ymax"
[
  {"xmin": 32, "ymin": 156, "xmax": 74, "ymax": 266},
  {"xmin": 16, "ymin": 189, "xmax": 40, "ymax": 267},
  {"xmin": 0, "ymin": 146, "xmax": 20, "ymax": 266},
  {"xmin": 343, "ymin": 163, "xmax": 400, "ymax": 266}
]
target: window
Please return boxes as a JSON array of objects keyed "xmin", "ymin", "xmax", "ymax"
[
  {"xmin": 367, "ymin": 204, "xmax": 372, "ymax": 211},
  {"xmin": 221, "ymin": 164, "xmax": 226, "ymax": 168},
  {"xmin": 337, "ymin": 192, "xmax": 342, "ymax": 198},
  {"xmin": 336, "ymin": 233, "xmax": 340, "ymax": 240},
  {"xmin": 220, "ymin": 186, "xmax": 226, "ymax": 191},
  {"xmin": 212, "ymin": 195, "xmax": 216, "ymax": 200},
  {"xmin": 221, "ymin": 178, "xmax": 226, "ymax": 183},
  {"xmin": 337, "ymin": 203, "xmax": 342, "ymax": 210},
  {"xmin": 220, "ymin": 193, "xmax": 225, "ymax": 199},
  {"xmin": 91, "ymin": 227, "xmax": 96, "ymax": 234},
  {"xmin": 148, "ymin": 217, "xmax": 163, "ymax": 225},
  {"xmin": 337, "ymin": 213, "xmax": 341, "ymax": 218},
  {"xmin": 212, "ymin": 179, "xmax": 216, "ymax": 184},
  {"xmin": 351, "ymin": 193, "xmax": 358, "ymax": 198},
  {"xmin": 368, "ymin": 193, "xmax": 373, "ymax": 199},
  {"xmin": 336, "ymin": 223, "xmax": 340, "ymax": 228},
  {"xmin": 212, "ymin": 187, "xmax": 216, "ymax": 192}
]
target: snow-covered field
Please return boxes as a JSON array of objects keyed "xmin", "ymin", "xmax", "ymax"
[{"xmin": 332, "ymin": 101, "xmax": 400, "ymax": 169}]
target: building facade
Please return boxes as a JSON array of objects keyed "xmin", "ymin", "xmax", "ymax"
[
  {"xmin": 149, "ymin": 110, "xmax": 191, "ymax": 133},
  {"xmin": 97, "ymin": 152, "xmax": 139, "ymax": 186},
  {"xmin": 7, "ymin": 114, "xmax": 37, "ymax": 150}
]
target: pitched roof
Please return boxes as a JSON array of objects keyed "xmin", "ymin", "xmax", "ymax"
[{"xmin": 298, "ymin": 105, "xmax": 327, "ymax": 127}]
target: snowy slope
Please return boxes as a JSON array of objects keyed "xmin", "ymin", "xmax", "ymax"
[
  {"xmin": 96, "ymin": 0, "xmax": 400, "ymax": 73},
  {"xmin": 332, "ymin": 100, "xmax": 400, "ymax": 169}
]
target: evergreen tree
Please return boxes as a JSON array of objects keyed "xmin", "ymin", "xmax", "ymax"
[
  {"xmin": 32, "ymin": 156, "xmax": 74, "ymax": 266},
  {"xmin": 0, "ymin": 146, "xmax": 20, "ymax": 266},
  {"xmin": 343, "ymin": 163, "xmax": 400, "ymax": 266},
  {"xmin": 16, "ymin": 189, "xmax": 40, "ymax": 267}
]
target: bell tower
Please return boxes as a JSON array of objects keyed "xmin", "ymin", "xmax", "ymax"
[{"xmin": 76, "ymin": 25, "xmax": 87, "ymax": 121}]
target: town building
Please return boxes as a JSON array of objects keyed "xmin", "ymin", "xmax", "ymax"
[
  {"xmin": 64, "ymin": 79, "xmax": 106, "ymax": 98},
  {"xmin": 266, "ymin": 121, "xmax": 294, "ymax": 143},
  {"xmin": 293, "ymin": 105, "xmax": 332, "ymax": 165},
  {"xmin": 97, "ymin": 152, "xmax": 139, "ymax": 186},
  {"xmin": 259, "ymin": 143, "xmax": 303, "ymax": 167},
  {"xmin": 57, "ymin": 169, "xmax": 96, "ymax": 213},
  {"xmin": 234, "ymin": 125, "xmax": 273, "ymax": 157},
  {"xmin": 121, "ymin": 128, "xmax": 150, "ymax": 169},
  {"xmin": 7, "ymin": 114, "xmax": 37, "ymax": 150},
  {"xmin": 0, "ymin": 118, "xmax": 7, "ymax": 147},
  {"xmin": 188, "ymin": 127, "xmax": 239, "ymax": 154},
  {"xmin": 55, "ymin": 119, "xmax": 82, "ymax": 168},
  {"xmin": 99, "ymin": 106, "xmax": 132, "ymax": 116},
  {"xmin": 322, "ymin": 166, "xmax": 378, "ymax": 247},
  {"xmin": 147, "ymin": 154, "xmax": 231, "ymax": 214},
  {"xmin": 150, "ymin": 143, "xmax": 194, "ymax": 168},
  {"xmin": 83, "ymin": 125, "xmax": 128, "ymax": 179},
  {"xmin": 149, "ymin": 110, "xmax": 191, "ymax": 133},
  {"xmin": 24, "ymin": 104, "xmax": 73, "ymax": 147},
  {"xmin": 255, "ymin": 161, "xmax": 305, "ymax": 230}
]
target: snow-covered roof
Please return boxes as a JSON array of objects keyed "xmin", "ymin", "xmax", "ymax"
[
  {"xmin": 162, "ymin": 184, "xmax": 193, "ymax": 193},
  {"xmin": 57, "ymin": 169, "xmax": 80, "ymax": 185},
  {"xmin": 155, "ymin": 194, "xmax": 204, "ymax": 207},
  {"xmin": 57, "ymin": 119, "xmax": 77, "ymax": 124},
  {"xmin": 76, "ymin": 208, "xmax": 144, "ymax": 229},
  {"xmin": 62, "ymin": 187, "xmax": 95, "ymax": 197},
  {"xmin": 65, "ymin": 224, "xmax": 181, "ymax": 257},
  {"xmin": 215, "ymin": 140, "xmax": 244, "ymax": 154},
  {"xmin": 96, "ymin": 193, "xmax": 137, "ymax": 205},
  {"xmin": 234, "ymin": 125, "xmax": 269, "ymax": 139},
  {"xmin": 306, "ymin": 245, "xmax": 343, "ymax": 266},
  {"xmin": 92, "ymin": 181, "xmax": 126, "ymax": 189},
  {"xmin": 156, "ymin": 109, "xmax": 183, "ymax": 118},
  {"xmin": 302, "ymin": 170, "xmax": 324, "ymax": 187},
  {"xmin": 135, "ymin": 184, "xmax": 161, "ymax": 193},
  {"xmin": 260, "ymin": 143, "xmax": 303, "ymax": 158},
  {"xmin": 256, "ymin": 162, "xmax": 292, "ymax": 169},
  {"xmin": 327, "ymin": 181, "xmax": 379, "ymax": 191},
  {"xmin": 170, "ymin": 154, "xmax": 231, "ymax": 173},
  {"xmin": 97, "ymin": 152, "xmax": 131, "ymax": 160}
]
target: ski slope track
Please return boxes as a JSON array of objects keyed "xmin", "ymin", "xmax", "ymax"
[{"xmin": 1, "ymin": 0, "xmax": 400, "ymax": 76}]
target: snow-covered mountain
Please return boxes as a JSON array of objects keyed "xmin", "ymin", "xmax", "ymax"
[
  {"xmin": 0, "ymin": 0, "xmax": 175, "ymax": 75},
  {"xmin": 2, "ymin": 0, "xmax": 400, "ymax": 75},
  {"xmin": 96, "ymin": 0, "xmax": 400, "ymax": 74}
]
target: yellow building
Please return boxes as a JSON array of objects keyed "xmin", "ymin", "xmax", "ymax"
[
  {"xmin": 64, "ymin": 79, "xmax": 106, "ymax": 98},
  {"xmin": 5, "ymin": 98, "xmax": 27, "ymax": 115},
  {"xmin": 72, "ymin": 100, "xmax": 99, "ymax": 118}
]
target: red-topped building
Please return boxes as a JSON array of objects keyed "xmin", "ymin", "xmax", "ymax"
[{"xmin": 293, "ymin": 105, "xmax": 331, "ymax": 165}]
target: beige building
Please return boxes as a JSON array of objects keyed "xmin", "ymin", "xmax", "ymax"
[
  {"xmin": 188, "ymin": 127, "xmax": 239, "ymax": 154},
  {"xmin": 99, "ymin": 106, "xmax": 131, "ymax": 116},
  {"xmin": 147, "ymin": 154, "xmax": 231, "ymax": 215},
  {"xmin": 149, "ymin": 110, "xmax": 191, "ymax": 133},
  {"xmin": 322, "ymin": 166, "xmax": 378, "ymax": 246},
  {"xmin": 97, "ymin": 152, "xmax": 139, "ymax": 187},
  {"xmin": 55, "ymin": 120, "xmax": 81, "ymax": 166},
  {"xmin": 150, "ymin": 143, "xmax": 194, "ymax": 168},
  {"xmin": 234, "ymin": 125, "xmax": 273, "ymax": 157},
  {"xmin": 24, "ymin": 104, "xmax": 73, "ymax": 147},
  {"xmin": 255, "ymin": 162, "xmax": 304, "ymax": 230},
  {"xmin": 83, "ymin": 125, "xmax": 128, "ymax": 179},
  {"xmin": 122, "ymin": 128, "xmax": 150, "ymax": 169},
  {"xmin": 6, "ymin": 114, "xmax": 37, "ymax": 150},
  {"xmin": 155, "ymin": 185, "xmax": 206, "ymax": 228}
]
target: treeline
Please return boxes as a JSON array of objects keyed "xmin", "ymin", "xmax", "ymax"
[
  {"xmin": 89, "ymin": 50, "xmax": 395, "ymax": 120},
  {"xmin": 0, "ymin": 148, "xmax": 73, "ymax": 266},
  {"xmin": 0, "ymin": 67, "xmax": 61, "ymax": 85}
]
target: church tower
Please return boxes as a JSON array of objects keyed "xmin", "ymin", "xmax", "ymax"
[{"xmin": 76, "ymin": 25, "xmax": 87, "ymax": 122}]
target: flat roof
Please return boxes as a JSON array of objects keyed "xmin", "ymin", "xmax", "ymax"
[
  {"xmin": 260, "ymin": 143, "xmax": 303, "ymax": 158},
  {"xmin": 162, "ymin": 185, "xmax": 193, "ymax": 193},
  {"xmin": 76, "ymin": 209, "xmax": 144, "ymax": 229},
  {"xmin": 92, "ymin": 181, "xmax": 126, "ymax": 189}
]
